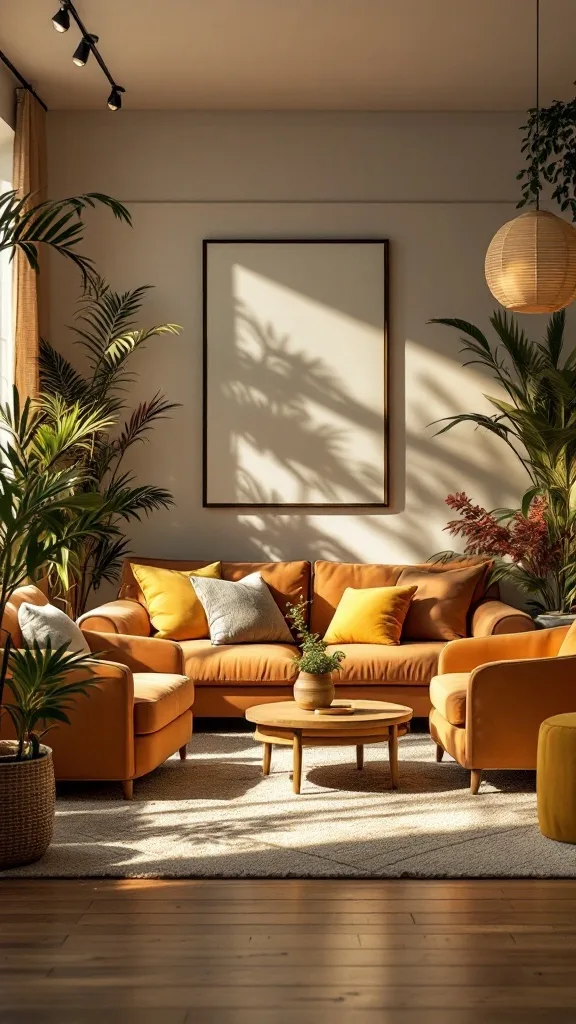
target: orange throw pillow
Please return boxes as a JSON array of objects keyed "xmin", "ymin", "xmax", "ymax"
[{"xmin": 398, "ymin": 563, "xmax": 490, "ymax": 641}]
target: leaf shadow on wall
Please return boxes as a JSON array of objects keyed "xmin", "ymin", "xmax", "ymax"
[
  {"xmin": 206, "ymin": 302, "xmax": 523, "ymax": 566},
  {"xmin": 218, "ymin": 300, "xmax": 385, "ymax": 507}
]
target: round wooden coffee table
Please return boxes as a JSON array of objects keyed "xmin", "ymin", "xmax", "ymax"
[{"xmin": 245, "ymin": 699, "xmax": 413, "ymax": 794}]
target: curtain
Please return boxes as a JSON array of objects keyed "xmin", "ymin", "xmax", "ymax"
[{"xmin": 12, "ymin": 88, "xmax": 47, "ymax": 400}]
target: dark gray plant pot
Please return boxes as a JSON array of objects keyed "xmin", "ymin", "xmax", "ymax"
[{"xmin": 534, "ymin": 613, "xmax": 576, "ymax": 630}]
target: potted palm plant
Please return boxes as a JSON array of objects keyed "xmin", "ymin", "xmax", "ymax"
[
  {"xmin": 0, "ymin": 184, "xmax": 131, "ymax": 865},
  {"xmin": 430, "ymin": 309, "xmax": 576, "ymax": 621},
  {"xmin": 0, "ymin": 642, "xmax": 103, "ymax": 869},
  {"xmin": 287, "ymin": 597, "xmax": 345, "ymax": 710},
  {"xmin": 39, "ymin": 278, "xmax": 180, "ymax": 617},
  {"xmin": 0, "ymin": 391, "xmax": 115, "ymax": 866}
]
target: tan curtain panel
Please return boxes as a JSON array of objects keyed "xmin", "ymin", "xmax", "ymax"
[{"xmin": 12, "ymin": 88, "xmax": 47, "ymax": 400}]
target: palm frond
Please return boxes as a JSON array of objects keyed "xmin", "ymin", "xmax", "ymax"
[
  {"xmin": 0, "ymin": 190, "xmax": 131, "ymax": 288},
  {"xmin": 38, "ymin": 339, "xmax": 89, "ymax": 405},
  {"xmin": 115, "ymin": 393, "xmax": 181, "ymax": 456}
]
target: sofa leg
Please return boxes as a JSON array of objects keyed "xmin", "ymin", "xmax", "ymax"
[
  {"xmin": 470, "ymin": 769, "xmax": 482, "ymax": 795},
  {"xmin": 122, "ymin": 780, "xmax": 134, "ymax": 800},
  {"xmin": 179, "ymin": 744, "xmax": 188, "ymax": 761},
  {"xmin": 435, "ymin": 744, "xmax": 445, "ymax": 762}
]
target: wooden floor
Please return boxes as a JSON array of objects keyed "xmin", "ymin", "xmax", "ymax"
[{"xmin": 1, "ymin": 879, "xmax": 576, "ymax": 1023}]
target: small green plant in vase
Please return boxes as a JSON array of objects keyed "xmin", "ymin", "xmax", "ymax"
[{"xmin": 287, "ymin": 597, "xmax": 345, "ymax": 711}]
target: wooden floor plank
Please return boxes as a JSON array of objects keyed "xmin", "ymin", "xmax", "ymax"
[
  {"xmin": 4, "ymin": 982, "xmax": 576, "ymax": 1009},
  {"xmin": 1, "ymin": 879, "xmax": 576, "ymax": 1021}
]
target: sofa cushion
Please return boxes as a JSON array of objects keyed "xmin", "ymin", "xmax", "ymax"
[
  {"xmin": 18, "ymin": 601, "xmax": 91, "ymax": 655},
  {"xmin": 326, "ymin": 641, "xmax": 446, "ymax": 685},
  {"xmin": 324, "ymin": 586, "xmax": 417, "ymax": 646},
  {"xmin": 119, "ymin": 559, "xmax": 311, "ymax": 624},
  {"xmin": 131, "ymin": 561, "xmax": 221, "ymax": 640},
  {"xmin": 558, "ymin": 618, "xmax": 576, "ymax": 656},
  {"xmin": 398, "ymin": 563, "xmax": 491, "ymax": 641},
  {"xmin": 133, "ymin": 673, "xmax": 195, "ymax": 734},
  {"xmin": 180, "ymin": 640, "xmax": 300, "ymax": 685},
  {"xmin": 190, "ymin": 572, "xmax": 294, "ymax": 645},
  {"xmin": 429, "ymin": 673, "xmax": 470, "ymax": 726},
  {"xmin": 311, "ymin": 558, "xmax": 491, "ymax": 636}
]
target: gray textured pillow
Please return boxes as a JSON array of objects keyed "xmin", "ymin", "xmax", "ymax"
[
  {"xmin": 190, "ymin": 572, "xmax": 293, "ymax": 645},
  {"xmin": 18, "ymin": 602, "xmax": 91, "ymax": 655}
]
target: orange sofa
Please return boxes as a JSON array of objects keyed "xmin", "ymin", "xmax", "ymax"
[
  {"xmin": 79, "ymin": 558, "xmax": 535, "ymax": 718},
  {"xmin": 430, "ymin": 625, "xmax": 576, "ymax": 793},
  {"xmin": 1, "ymin": 585, "xmax": 194, "ymax": 798}
]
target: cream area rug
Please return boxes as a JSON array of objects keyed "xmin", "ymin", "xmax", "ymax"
[{"xmin": 3, "ymin": 731, "xmax": 575, "ymax": 878}]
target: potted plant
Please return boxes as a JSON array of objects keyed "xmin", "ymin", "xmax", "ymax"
[
  {"xmin": 39, "ymin": 277, "xmax": 181, "ymax": 617},
  {"xmin": 429, "ymin": 309, "xmax": 576, "ymax": 621},
  {"xmin": 0, "ymin": 183, "xmax": 132, "ymax": 865},
  {"xmin": 0, "ymin": 642, "xmax": 103, "ymax": 869},
  {"xmin": 287, "ymin": 597, "xmax": 345, "ymax": 710},
  {"xmin": 0, "ymin": 389, "xmax": 118, "ymax": 867},
  {"xmin": 517, "ymin": 99, "xmax": 576, "ymax": 220}
]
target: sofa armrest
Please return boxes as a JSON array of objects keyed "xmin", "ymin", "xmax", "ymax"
[
  {"xmin": 83, "ymin": 631, "xmax": 184, "ymax": 675},
  {"xmin": 471, "ymin": 599, "xmax": 534, "ymax": 637},
  {"xmin": 78, "ymin": 599, "xmax": 150, "ymax": 637},
  {"xmin": 439, "ymin": 625, "xmax": 569, "ymax": 674},
  {"xmin": 1, "ymin": 660, "xmax": 135, "ymax": 781},
  {"xmin": 467, "ymin": 653, "xmax": 576, "ymax": 769}
]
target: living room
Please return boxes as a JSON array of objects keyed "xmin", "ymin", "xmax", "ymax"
[{"xmin": 1, "ymin": 1, "xmax": 576, "ymax": 1021}]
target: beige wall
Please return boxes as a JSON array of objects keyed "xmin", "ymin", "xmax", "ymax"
[{"xmin": 47, "ymin": 111, "xmax": 543, "ymax": 584}]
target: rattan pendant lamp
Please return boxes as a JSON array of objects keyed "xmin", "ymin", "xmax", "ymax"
[{"xmin": 485, "ymin": 0, "xmax": 576, "ymax": 313}]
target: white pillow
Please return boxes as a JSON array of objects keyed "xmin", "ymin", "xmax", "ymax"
[
  {"xmin": 18, "ymin": 602, "xmax": 91, "ymax": 655},
  {"xmin": 190, "ymin": 572, "xmax": 293, "ymax": 645}
]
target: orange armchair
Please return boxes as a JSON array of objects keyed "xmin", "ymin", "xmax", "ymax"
[
  {"xmin": 1, "ymin": 586, "xmax": 194, "ymax": 798},
  {"xmin": 429, "ymin": 625, "xmax": 576, "ymax": 794}
]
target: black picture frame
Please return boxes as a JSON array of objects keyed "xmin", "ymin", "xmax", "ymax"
[{"xmin": 202, "ymin": 238, "xmax": 389, "ymax": 508}]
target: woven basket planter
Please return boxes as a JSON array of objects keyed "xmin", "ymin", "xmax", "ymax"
[{"xmin": 0, "ymin": 741, "xmax": 55, "ymax": 869}]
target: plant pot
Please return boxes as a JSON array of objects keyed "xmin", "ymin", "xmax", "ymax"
[
  {"xmin": 293, "ymin": 672, "xmax": 335, "ymax": 711},
  {"xmin": 534, "ymin": 613, "xmax": 576, "ymax": 630},
  {"xmin": 0, "ymin": 741, "xmax": 55, "ymax": 869}
]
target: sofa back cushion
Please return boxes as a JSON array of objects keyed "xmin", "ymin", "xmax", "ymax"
[
  {"xmin": 311, "ymin": 558, "xmax": 491, "ymax": 637},
  {"xmin": 120, "ymin": 559, "xmax": 311, "ymax": 625},
  {"xmin": 1, "ymin": 584, "xmax": 49, "ymax": 648},
  {"xmin": 398, "ymin": 562, "xmax": 491, "ymax": 641}
]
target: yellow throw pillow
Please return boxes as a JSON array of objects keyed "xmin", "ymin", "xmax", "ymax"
[
  {"xmin": 559, "ymin": 619, "xmax": 576, "ymax": 656},
  {"xmin": 131, "ymin": 562, "xmax": 221, "ymax": 640},
  {"xmin": 323, "ymin": 585, "xmax": 418, "ymax": 646}
]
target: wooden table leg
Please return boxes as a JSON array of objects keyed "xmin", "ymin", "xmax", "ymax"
[
  {"xmin": 262, "ymin": 743, "xmax": 272, "ymax": 776},
  {"xmin": 356, "ymin": 744, "xmax": 364, "ymax": 770},
  {"xmin": 388, "ymin": 724, "xmax": 399, "ymax": 790},
  {"xmin": 293, "ymin": 731, "xmax": 303, "ymax": 794}
]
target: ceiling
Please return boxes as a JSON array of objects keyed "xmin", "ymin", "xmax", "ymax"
[{"xmin": 1, "ymin": 0, "xmax": 575, "ymax": 112}]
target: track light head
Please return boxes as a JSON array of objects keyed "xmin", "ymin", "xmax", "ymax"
[
  {"xmin": 52, "ymin": 2, "xmax": 70, "ymax": 33},
  {"xmin": 107, "ymin": 85, "xmax": 125, "ymax": 111},
  {"xmin": 72, "ymin": 33, "xmax": 98, "ymax": 67}
]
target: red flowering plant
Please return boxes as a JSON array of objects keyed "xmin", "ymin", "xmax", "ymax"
[
  {"xmin": 441, "ymin": 492, "xmax": 576, "ymax": 613},
  {"xmin": 429, "ymin": 309, "xmax": 576, "ymax": 614}
]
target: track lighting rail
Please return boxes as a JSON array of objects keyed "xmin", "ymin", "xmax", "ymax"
[{"xmin": 52, "ymin": 2, "xmax": 124, "ymax": 110}]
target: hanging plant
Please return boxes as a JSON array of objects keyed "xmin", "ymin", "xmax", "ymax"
[{"xmin": 517, "ymin": 98, "xmax": 576, "ymax": 219}]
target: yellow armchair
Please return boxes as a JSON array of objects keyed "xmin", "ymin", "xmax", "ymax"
[{"xmin": 429, "ymin": 625, "xmax": 576, "ymax": 793}]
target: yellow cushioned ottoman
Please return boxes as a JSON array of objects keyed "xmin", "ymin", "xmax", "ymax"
[{"xmin": 537, "ymin": 713, "xmax": 576, "ymax": 844}]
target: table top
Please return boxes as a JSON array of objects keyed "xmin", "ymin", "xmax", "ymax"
[{"xmin": 245, "ymin": 699, "xmax": 413, "ymax": 731}]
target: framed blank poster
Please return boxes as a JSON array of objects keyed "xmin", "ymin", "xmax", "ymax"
[{"xmin": 202, "ymin": 239, "xmax": 389, "ymax": 507}]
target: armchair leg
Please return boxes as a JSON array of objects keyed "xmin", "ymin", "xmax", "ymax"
[
  {"xmin": 179, "ymin": 744, "xmax": 188, "ymax": 760},
  {"xmin": 470, "ymin": 769, "xmax": 482, "ymax": 795},
  {"xmin": 435, "ymin": 744, "xmax": 445, "ymax": 762},
  {"xmin": 122, "ymin": 780, "xmax": 134, "ymax": 800}
]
